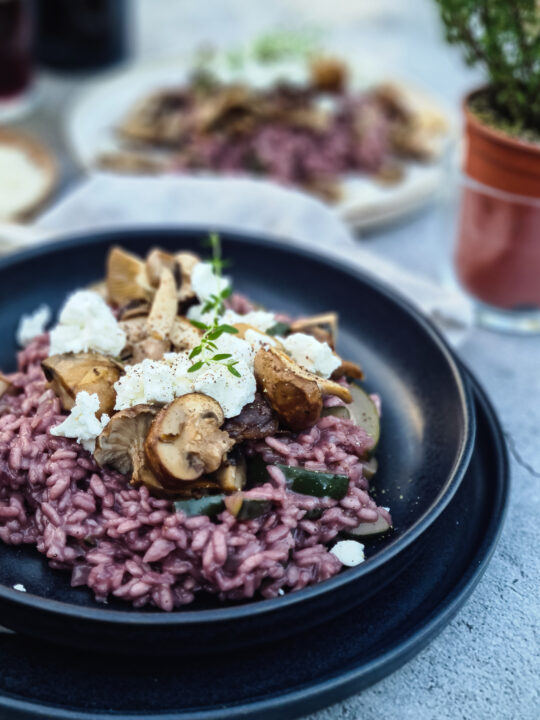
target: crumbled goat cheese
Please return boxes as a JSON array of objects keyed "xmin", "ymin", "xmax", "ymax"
[
  {"xmin": 16, "ymin": 304, "xmax": 51, "ymax": 346},
  {"xmin": 50, "ymin": 391, "xmax": 110, "ymax": 452},
  {"xmin": 244, "ymin": 328, "xmax": 277, "ymax": 352},
  {"xmin": 280, "ymin": 332, "xmax": 340, "ymax": 378},
  {"xmin": 114, "ymin": 358, "xmax": 178, "ymax": 410},
  {"xmin": 191, "ymin": 261, "xmax": 231, "ymax": 302},
  {"xmin": 187, "ymin": 305, "xmax": 277, "ymax": 333},
  {"xmin": 192, "ymin": 358, "xmax": 256, "ymax": 418},
  {"xmin": 13, "ymin": 583, "xmax": 26, "ymax": 592},
  {"xmin": 48, "ymin": 290, "xmax": 126, "ymax": 357},
  {"xmin": 330, "ymin": 540, "xmax": 365, "ymax": 567},
  {"xmin": 114, "ymin": 335, "xmax": 256, "ymax": 418}
]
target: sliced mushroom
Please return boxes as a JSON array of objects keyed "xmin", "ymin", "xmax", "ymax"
[
  {"xmin": 169, "ymin": 316, "xmax": 202, "ymax": 352},
  {"xmin": 147, "ymin": 266, "xmax": 177, "ymax": 340},
  {"xmin": 289, "ymin": 312, "xmax": 338, "ymax": 349},
  {"xmin": 254, "ymin": 346, "xmax": 351, "ymax": 431},
  {"xmin": 212, "ymin": 449, "xmax": 247, "ymax": 493},
  {"xmin": 331, "ymin": 359, "xmax": 364, "ymax": 381},
  {"xmin": 174, "ymin": 251, "xmax": 200, "ymax": 304},
  {"xmin": 106, "ymin": 247, "xmax": 153, "ymax": 305},
  {"xmin": 118, "ymin": 299, "xmax": 151, "ymax": 321},
  {"xmin": 119, "ymin": 317, "xmax": 170, "ymax": 364},
  {"xmin": 0, "ymin": 373, "xmax": 15, "ymax": 399},
  {"xmin": 144, "ymin": 394, "xmax": 234, "ymax": 488},
  {"xmin": 94, "ymin": 405, "xmax": 159, "ymax": 487},
  {"xmin": 41, "ymin": 353, "xmax": 123, "ymax": 417},
  {"xmin": 145, "ymin": 248, "xmax": 177, "ymax": 288},
  {"xmin": 309, "ymin": 56, "xmax": 348, "ymax": 93}
]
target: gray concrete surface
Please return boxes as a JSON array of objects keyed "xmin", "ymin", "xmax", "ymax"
[{"xmin": 6, "ymin": 1, "xmax": 539, "ymax": 718}]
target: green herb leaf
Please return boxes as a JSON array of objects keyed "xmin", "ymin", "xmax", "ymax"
[
  {"xmin": 212, "ymin": 353, "xmax": 232, "ymax": 361},
  {"xmin": 220, "ymin": 324, "xmax": 239, "ymax": 334},
  {"xmin": 228, "ymin": 364, "xmax": 241, "ymax": 377},
  {"xmin": 190, "ymin": 319, "xmax": 208, "ymax": 330},
  {"xmin": 189, "ymin": 346, "xmax": 202, "ymax": 359},
  {"xmin": 188, "ymin": 361, "xmax": 204, "ymax": 373}
]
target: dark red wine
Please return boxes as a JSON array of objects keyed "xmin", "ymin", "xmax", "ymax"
[
  {"xmin": 0, "ymin": 0, "xmax": 34, "ymax": 99},
  {"xmin": 36, "ymin": 0, "xmax": 129, "ymax": 72}
]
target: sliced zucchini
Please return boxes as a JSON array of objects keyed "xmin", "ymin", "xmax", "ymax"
[
  {"xmin": 321, "ymin": 385, "xmax": 379, "ymax": 450},
  {"xmin": 175, "ymin": 493, "xmax": 272, "ymax": 520},
  {"xmin": 321, "ymin": 405, "xmax": 350, "ymax": 420},
  {"xmin": 348, "ymin": 384, "xmax": 380, "ymax": 449},
  {"xmin": 276, "ymin": 464, "xmax": 349, "ymax": 500},
  {"xmin": 266, "ymin": 321, "xmax": 291, "ymax": 337},
  {"xmin": 236, "ymin": 499, "xmax": 273, "ymax": 520},
  {"xmin": 246, "ymin": 454, "xmax": 271, "ymax": 484},
  {"xmin": 345, "ymin": 514, "xmax": 391, "ymax": 538},
  {"xmin": 174, "ymin": 496, "xmax": 225, "ymax": 517},
  {"xmin": 362, "ymin": 457, "xmax": 378, "ymax": 480}
]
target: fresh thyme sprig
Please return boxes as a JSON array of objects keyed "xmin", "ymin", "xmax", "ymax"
[{"xmin": 188, "ymin": 233, "xmax": 240, "ymax": 377}]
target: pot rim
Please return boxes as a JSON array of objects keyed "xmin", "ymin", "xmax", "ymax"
[{"xmin": 463, "ymin": 86, "xmax": 540, "ymax": 156}]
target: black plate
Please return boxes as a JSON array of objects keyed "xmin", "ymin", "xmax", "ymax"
[
  {"xmin": 0, "ymin": 373, "xmax": 507, "ymax": 719},
  {"xmin": 0, "ymin": 228, "xmax": 475, "ymax": 653}
]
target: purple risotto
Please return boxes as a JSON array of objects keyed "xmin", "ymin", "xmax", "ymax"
[{"xmin": 0, "ymin": 239, "xmax": 391, "ymax": 610}]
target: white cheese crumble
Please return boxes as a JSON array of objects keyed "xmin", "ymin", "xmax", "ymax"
[
  {"xmin": 280, "ymin": 332, "xmax": 340, "ymax": 378},
  {"xmin": 330, "ymin": 540, "xmax": 365, "ymax": 567},
  {"xmin": 48, "ymin": 290, "xmax": 126, "ymax": 357},
  {"xmin": 50, "ymin": 391, "xmax": 110, "ymax": 452},
  {"xmin": 244, "ymin": 328, "xmax": 277, "ymax": 352},
  {"xmin": 16, "ymin": 304, "xmax": 51, "ymax": 346},
  {"xmin": 191, "ymin": 261, "xmax": 231, "ymax": 302},
  {"xmin": 13, "ymin": 583, "xmax": 26, "ymax": 592},
  {"xmin": 114, "ymin": 334, "xmax": 256, "ymax": 418},
  {"xmin": 187, "ymin": 305, "xmax": 277, "ymax": 334}
]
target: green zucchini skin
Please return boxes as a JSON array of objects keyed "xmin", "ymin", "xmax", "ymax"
[
  {"xmin": 275, "ymin": 464, "xmax": 349, "ymax": 499},
  {"xmin": 174, "ymin": 495, "xmax": 272, "ymax": 520},
  {"xmin": 174, "ymin": 496, "xmax": 225, "ymax": 517}
]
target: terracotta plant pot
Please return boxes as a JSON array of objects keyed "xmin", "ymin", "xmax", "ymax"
[{"xmin": 455, "ymin": 88, "xmax": 540, "ymax": 311}]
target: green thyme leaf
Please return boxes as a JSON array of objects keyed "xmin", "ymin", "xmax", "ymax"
[
  {"xmin": 228, "ymin": 365, "xmax": 241, "ymax": 377},
  {"xmin": 190, "ymin": 319, "xmax": 208, "ymax": 330},
  {"xmin": 188, "ymin": 361, "xmax": 204, "ymax": 373},
  {"xmin": 212, "ymin": 353, "xmax": 232, "ymax": 361},
  {"xmin": 189, "ymin": 346, "xmax": 202, "ymax": 359}
]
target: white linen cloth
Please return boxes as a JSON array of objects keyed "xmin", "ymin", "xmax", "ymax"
[{"xmin": 0, "ymin": 174, "xmax": 472, "ymax": 345}]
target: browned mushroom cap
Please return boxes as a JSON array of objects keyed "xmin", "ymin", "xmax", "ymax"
[
  {"xmin": 147, "ymin": 266, "xmax": 177, "ymax": 340},
  {"xmin": 41, "ymin": 353, "xmax": 123, "ymax": 417},
  {"xmin": 0, "ymin": 373, "xmax": 15, "ymax": 399},
  {"xmin": 106, "ymin": 247, "xmax": 153, "ymax": 305},
  {"xmin": 289, "ymin": 312, "xmax": 338, "ymax": 349},
  {"xmin": 174, "ymin": 251, "xmax": 200, "ymax": 304},
  {"xmin": 94, "ymin": 405, "xmax": 159, "ymax": 487},
  {"xmin": 331, "ymin": 359, "xmax": 364, "ymax": 381},
  {"xmin": 119, "ymin": 318, "xmax": 169, "ymax": 365},
  {"xmin": 145, "ymin": 248, "xmax": 177, "ymax": 288},
  {"xmin": 309, "ymin": 56, "xmax": 348, "ymax": 93},
  {"xmin": 144, "ymin": 394, "xmax": 234, "ymax": 487},
  {"xmin": 254, "ymin": 346, "xmax": 351, "ymax": 431},
  {"xmin": 212, "ymin": 449, "xmax": 247, "ymax": 493}
]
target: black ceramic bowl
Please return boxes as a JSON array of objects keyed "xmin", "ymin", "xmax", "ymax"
[{"xmin": 0, "ymin": 228, "xmax": 475, "ymax": 654}]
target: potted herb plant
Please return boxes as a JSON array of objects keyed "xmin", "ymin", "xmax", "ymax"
[{"xmin": 435, "ymin": 0, "xmax": 540, "ymax": 326}]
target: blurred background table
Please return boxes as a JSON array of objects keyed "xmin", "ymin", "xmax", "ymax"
[{"xmin": 7, "ymin": 1, "xmax": 540, "ymax": 718}]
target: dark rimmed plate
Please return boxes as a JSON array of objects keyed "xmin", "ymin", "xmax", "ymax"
[
  {"xmin": 0, "ymin": 228, "xmax": 475, "ymax": 653},
  {"xmin": 0, "ymin": 373, "xmax": 507, "ymax": 719}
]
